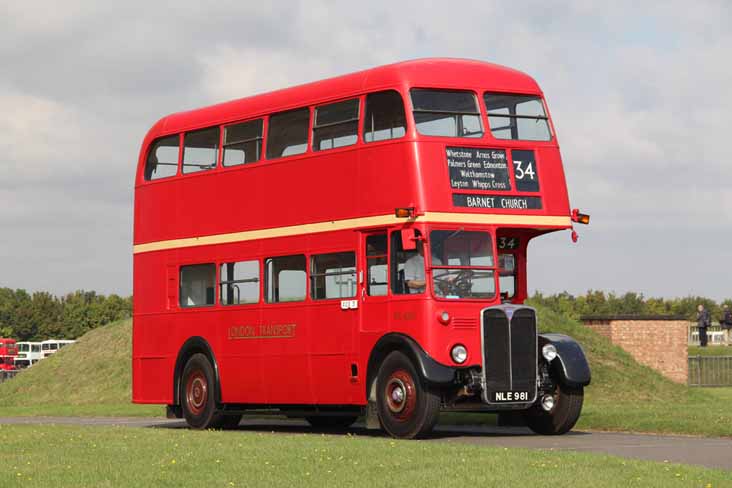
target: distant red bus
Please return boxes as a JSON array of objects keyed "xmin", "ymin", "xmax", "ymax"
[
  {"xmin": 133, "ymin": 59, "xmax": 590, "ymax": 438},
  {"xmin": 0, "ymin": 338, "xmax": 18, "ymax": 371}
]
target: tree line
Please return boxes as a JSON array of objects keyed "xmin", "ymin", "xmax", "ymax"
[
  {"xmin": 0, "ymin": 288, "xmax": 132, "ymax": 341},
  {"xmin": 530, "ymin": 290, "xmax": 732, "ymax": 322},
  {"xmin": 2, "ymin": 286, "xmax": 730, "ymax": 341}
]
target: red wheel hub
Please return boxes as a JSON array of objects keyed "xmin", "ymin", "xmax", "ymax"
[
  {"xmin": 185, "ymin": 370, "xmax": 208, "ymax": 416},
  {"xmin": 384, "ymin": 369, "xmax": 417, "ymax": 422}
]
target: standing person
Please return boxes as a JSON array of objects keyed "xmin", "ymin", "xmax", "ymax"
[
  {"xmin": 722, "ymin": 304, "xmax": 732, "ymax": 346},
  {"xmin": 697, "ymin": 304, "xmax": 711, "ymax": 347}
]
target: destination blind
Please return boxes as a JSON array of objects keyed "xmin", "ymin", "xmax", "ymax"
[
  {"xmin": 446, "ymin": 147, "xmax": 511, "ymax": 191},
  {"xmin": 452, "ymin": 194, "xmax": 542, "ymax": 210}
]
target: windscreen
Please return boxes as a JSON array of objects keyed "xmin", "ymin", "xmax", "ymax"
[{"xmin": 429, "ymin": 230, "xmax": 495, "ymax": 299}]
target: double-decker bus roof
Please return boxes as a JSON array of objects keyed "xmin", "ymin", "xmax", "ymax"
[{"xmin": 145, "ymin": 58, "xmax": 542, "ymax": 141}]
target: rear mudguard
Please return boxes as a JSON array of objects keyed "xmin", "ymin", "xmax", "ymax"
[{"xmin": 539, "ymin": 333, "xmax": 591, "ymax": 388}]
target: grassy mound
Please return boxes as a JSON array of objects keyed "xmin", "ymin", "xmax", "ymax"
[
  {"xmin": 0, "ymin": 319, "xmax": 159, "ymax": 416},
  {"xmin": 531, "ymin": 303, "xmax": 689, "ymax": 403},
  {"xmin": 530, "ymin": 302, "xmax": 732, "ymax": 436}
]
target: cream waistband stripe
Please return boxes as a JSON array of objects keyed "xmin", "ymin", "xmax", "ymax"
[{"xmin": 133, "ymin": 212, "xmax": 571, "ymax": 254}]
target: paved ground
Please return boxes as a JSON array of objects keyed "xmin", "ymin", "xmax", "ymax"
[{"xmin": 2, "ymin": 416, "xmax": 731, "ymax": 471}]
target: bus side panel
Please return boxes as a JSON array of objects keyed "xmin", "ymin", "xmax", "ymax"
[
  {"xmin": 260, "ymin": 302, "xmax": 313, "ymax": 404},
  {"xmin": 217, "ymin": 306, "xmax": 264, "ymax": 404},
  {"xmin": 132, "ymin": 315, "xmax": 175, "ymax": 404},
  {"xmin": 133, "ymin": 249, "xmax": 185, "ymax": 405},
  {"xmin": 308, "ymin": 300, "xmax": 358, "ymax": 404},
  {"xmin": 357, "ymin": 142, "xmax": 417, "ymax": 216}
]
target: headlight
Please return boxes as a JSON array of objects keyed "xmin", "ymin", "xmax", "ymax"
[
  {"xmin": 542, "ymin": 344, "xmax": 557, "ymax": 362},
  {"xmin": 451, "ymin": 344, "xmax": 467, "ymax": 364}
]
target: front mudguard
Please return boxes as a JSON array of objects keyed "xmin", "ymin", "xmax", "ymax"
[{"xmin": 539, "ymin": 333, "xmax": 591, "ymax": 388}]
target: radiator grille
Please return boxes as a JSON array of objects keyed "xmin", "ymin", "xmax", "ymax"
[{"xmin": 481, "ymin": 306, "xmax": 537, "ymax": 404}]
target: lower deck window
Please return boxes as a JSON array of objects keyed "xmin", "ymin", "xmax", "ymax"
[
  {"xmin": 220, "ymin": 260, "xmax": 260, "ymax": 305},
  {"xmin": 265, "ymin": 255, "xmax": 306, "ymax": 303},
  {"xmin": 310, "ymin": 252, "xmax": 356, "ymax": 299},
  {"xmin": 180, "ymin": 264, "xmax": 216, "ymax": 307}
]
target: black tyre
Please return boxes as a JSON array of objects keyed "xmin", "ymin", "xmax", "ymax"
[
  {"xmin": 305, "ymin": 416, "xmax": 358, "ymax": 429},
  {"xmin": 180, "ymin": 353, "xmax": 224, "ymax": 429},
  {"xmin": 524, "ymin": 383, "xmax": 584, "ymax": 435},
  {"xmin": 376, "ymin": 351, "xmax": 440, "ymax": 439}
]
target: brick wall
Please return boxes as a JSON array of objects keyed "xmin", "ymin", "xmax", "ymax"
[{"xmin": 581, "ymin": 316, "xmax": 688, "ymax": 384}]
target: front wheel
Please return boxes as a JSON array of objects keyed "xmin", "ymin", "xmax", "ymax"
[
  {"xmin": 524, "ymin": 383, "xmax": 584, "ymax": 435},
  {"xmin": 376, "ymin": 351, "xmax": 440, "ymax": 439}
]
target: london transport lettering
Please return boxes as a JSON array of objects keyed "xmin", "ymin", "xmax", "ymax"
[
  {"xmin": 446, "ymin": 147, "xmax": 511, "ymax": 191},
  {"xmin": 228, "ymin": 324, "xmax": 297, "ymax": 340}
]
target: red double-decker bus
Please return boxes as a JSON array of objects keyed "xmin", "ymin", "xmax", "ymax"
[
  {"xmin": 0, "ymin": 338, "xmax": 18, "ymax": 371},
  {"xmin": 132, "ymin": 58, "xmax": 590, "ymax": 438}
]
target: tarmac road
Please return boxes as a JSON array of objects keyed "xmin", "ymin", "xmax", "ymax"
[{"xmin": 1, "ymin": 416, "xmax": 730, "ymax": 471}]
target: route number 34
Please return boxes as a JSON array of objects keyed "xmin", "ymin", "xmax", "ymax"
[{"xmin": 513, "ymin": 160, "xmax": 535, "ymax": 180}]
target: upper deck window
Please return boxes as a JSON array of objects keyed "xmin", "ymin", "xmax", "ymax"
[
  {"xmin": 266, "ymin": 108, "xmax": 309, "ymax": 159},
  {"xmin": 484, "ymin": 93, "xmax": 551, "ymax": 141},
  {"xmin": 410, "ymin": 89, "xmax": 483, "ymax": 138},
  {"xmin": 313, "ymin": 99, "xmax": 359, "ymax": 151},
  {"xmin": 183, "ymin": 127, "xmax": 219, "ymax": 174},
  {"xmin": 223, "ymin": 119, "xmax": 263, "ymax": 166},
  {"xmin": 144, "ymin": 135, "xmax": 179, "ymax": 181},
  {"xmin": 363, "ymin": 91, "xmax": 406, "ymax": 143}
]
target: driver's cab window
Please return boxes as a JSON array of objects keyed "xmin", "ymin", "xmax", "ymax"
[
  {"xmin": 366, "ymin": 234, "xmax": 388, "ymax": 296},
  {"xmin": 499, "ymin": 253, "xmax": 517, "ymax": 300},
  {"xmin": 391, "ymin": 230, "xmax": 424, "ymax": 295}
]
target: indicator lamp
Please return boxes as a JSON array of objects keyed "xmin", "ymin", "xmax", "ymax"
[{"xmin": 571, "ymin": 208, "xmax": 590, "ymax": 225}]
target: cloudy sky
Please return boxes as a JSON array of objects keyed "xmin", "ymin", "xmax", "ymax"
[{"xmin": 1, "ymin": 1, "xmax": 730, "ymax": 300}]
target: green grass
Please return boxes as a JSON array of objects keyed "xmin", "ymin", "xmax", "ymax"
[
  {"xmin": 689, "ymin": 346, "xmax": 732, "ymax": 357},
  {"xmin": 0, "ymin": 319, "xmax": 161, "ymax": 417},
  {"xmin": 1, "ymin": 424, "xmax": 730, "ymax": 488}
]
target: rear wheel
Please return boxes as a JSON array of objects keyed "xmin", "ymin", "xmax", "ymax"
[
  {"xmin": 524, "ymin": 383, "xmax": 583, "ymax": 435},
  {"xmin": 305, "ymin": 416, "xmax": 358, "ymax": 429},
  {"xmin": 180, "ymin": 353, "xmax": 225, "ymax": 429},
  {"xmin": 376, "ymin": 351, "xmax": 440, "ymax": 439}
]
